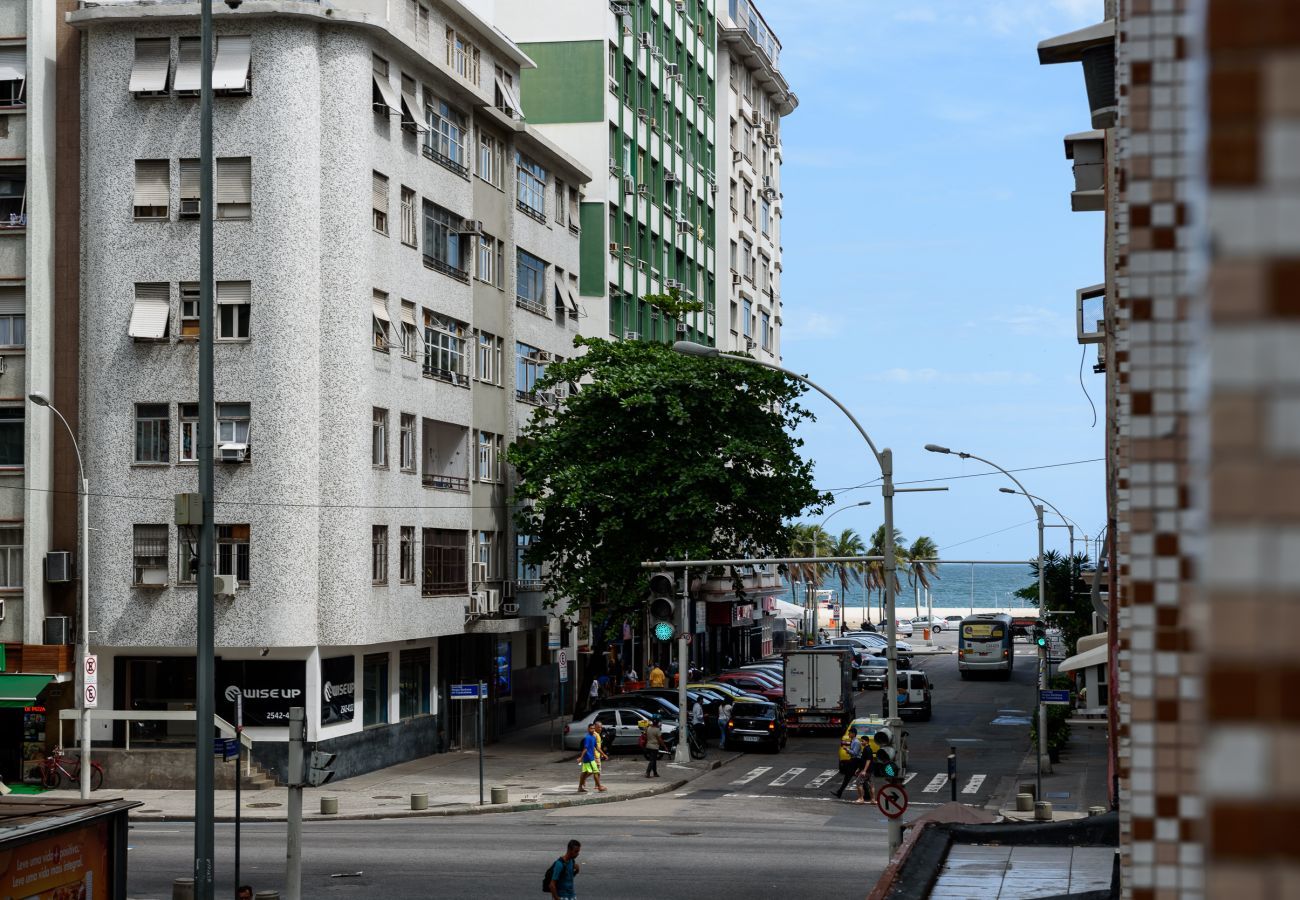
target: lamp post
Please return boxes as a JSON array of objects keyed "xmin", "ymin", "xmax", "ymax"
[
  {"xmin": 1000, "ymin": 488, "xmax": 1082, "ymax": 559},
  {"xmin": 925, "ymin": 444, "xmax": 1049, "ymax": 800},
  {"xmin": 807, "ymin": 501, "xmax": 871, "ymax": 643},
  {"xmin": 28, "ymin": 392, "xmax": 91, "ymax": 800}
]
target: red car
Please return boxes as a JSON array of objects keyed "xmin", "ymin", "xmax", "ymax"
[{"xmin": 710, "ymin": 672, "xmax": 784, "ymax": 704}]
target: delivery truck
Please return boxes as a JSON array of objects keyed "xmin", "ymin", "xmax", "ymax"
[{"xmin": 783, "ymin": 647, "xmax": 855, "ymax": 734}]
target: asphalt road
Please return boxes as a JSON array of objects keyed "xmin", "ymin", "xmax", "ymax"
[{"xmin": 125, "ymin": 635, "xmax": 1036, "ymax": 898}]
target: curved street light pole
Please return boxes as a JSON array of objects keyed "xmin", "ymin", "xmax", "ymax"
[
  {"xmin": 925, "ymin": 444, "xmax": 1049, "ymax": 801},
  {"xmin": 1002, "ymin": 487, "xmax": 1080, "ymax": 560},
  {"xmin": 28, "ymin": 392, "xmax": 91, "ymax": 800},
  {"xmin": 672, "ymin": 342, "xmax": 904, "ymax": 723},
  {"xmin": 808, "ymin": 501, "xmax": 871, "ymax": 644}
]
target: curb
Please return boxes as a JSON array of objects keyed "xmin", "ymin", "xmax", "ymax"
[{"xmin": 124, "ymin": 757, "xmax": 736, "ymax": 823}]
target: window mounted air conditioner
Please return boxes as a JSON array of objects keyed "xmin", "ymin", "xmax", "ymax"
[
  {"xmin": 665, "ymin": 64, "xmax": 679, "ymax": 79},
  {"xmin": 219, "ymin": 443, "xmax": 249, "ymax": 463},
  {"xmin": 665, "ymin": 279, "xmax": 682, "ymax": 290},
  {"xmin": 44, "ymin": 616, "xmax": 71, "ymax": 645},
  {"xmin": 623, "ymin": 330, "xmax": 641, "ymax": 341},
  {"xmin": 637, "ymin": 106, "xmax": 648, "ymax": 120},
  {"xmin": 608, "ymin": 158, "xmax": 619, "ymax": 175},
  {"xmin": 502, "ymin": 602, "xmax": 519, "ymax": 616},
  {"xmin": 472, "ymin": 561, "xmax": 488, "ymax": 584},
  {"xmin": 610, "ymin": 2, "xmax": 631, "ymax": 14},
  {"xmin": 676, "ymin": 321, "xmax": 688, "ymax": 335},
  {"xmin": 696, "ymin": 93, "xmax": 706, "ymax": 107},
  {"xmin": 639, "ymin": 32, "xmax": 652, "ymax": 47},
  {"xmin": 45, "ymin": 551, "xmax": 71, "ymax": 583},
  {"xmin": 665, "ymin": 171, "xmax": 679, "ymax": 184},
  {"xmin": 181, "ymin": 199, "xmax": 200, "ymax": 218},
  {"xmin": 648, "ymin": 116, "xmax": 658, "ymax": 130},
  {"xmin": 460, "ymin": 219, "xmax": 484, "ymax": 234},
  {"xmin": 609, "ymin": 77, "xmax": 619, "ymax": 94},
  {"xmin": 214, "ymin": 574, "xmax": 236, "ymax": 598},
  {"xmin": 623, "ymin": 176, "xmax": 635, "ymax": 195},
  {"xmin": 552, "ymin": 385, "xmax": 569, "ymax": 400},
  {"xmin": 674, "ymin": 0, "xmax": 685, "ymax": 12},
  {"xmin": 696, "ymin": 23, "xmax": 705, "ymax": 37},
  {"xmin": 536, "ymin": 389, "xmax": 557, "ymax": 405},
  {"xmin": 609, "ymin": 242, "xmax": 620, "ymax": 254},
  {"xmin": 636, "ymin": 184, "xmax": 649, "ymax": 197},
  {"xmin": 483, "ymin": 588, "xmax": 500, "ymax": 614},
  {"xmin": 732, "ymin": 150, "xmax": 742, "ymax": 163}
]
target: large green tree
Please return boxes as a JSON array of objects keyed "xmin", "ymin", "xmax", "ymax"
[
  {"xmin": 508, "ymin": 337, "xmax": 830, "ymax": 626},
  {"xmin": 1015, "ymin": 550, "xmax": 1095, "ymax": 653}
]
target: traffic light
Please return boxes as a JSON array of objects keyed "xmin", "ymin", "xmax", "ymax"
[
  {"xmin": 648, "ymin": 571, "xmax": 675, "ymax": 641},
  {"xmin": 306, "ymin": 749, "xmax": 337, "ymax": 787},
  {"xmin": 870, "ymin": 726, "xmax": 900, "ymax": 780},
  {"xmin": 1033, "ymin": 619, "xmax": 1047, "ymax": 650}
]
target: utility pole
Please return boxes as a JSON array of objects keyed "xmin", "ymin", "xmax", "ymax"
[
  {"xmin": 675, "ymin": 568, "xmax": 690, "ymax": 764},
  {"xmin": 1035, "ymin": 504, "xmax": 1048, "ymax": 799},
  {"xmin": 285, "ymin": 707, "xmax": 304, "ymax": 900}
]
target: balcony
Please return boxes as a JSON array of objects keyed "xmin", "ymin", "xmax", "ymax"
[
  {"xmin": 423, "ymin": 253, "xmax": 469, "ymax": 284},
  {"xmin": 422, "ymin": 418, "xmax": 469, "ymax": 492},
  {"xmin": 422, "ymin": 143, "xmax": 469, "ymax": 180},
  {"xmin": 515, "ymin": 293, "xmax": 548, "ymax": 318},
  {"xmin": 1064, "ymin": 130, "xmax": 1105, "ymax": 212}
]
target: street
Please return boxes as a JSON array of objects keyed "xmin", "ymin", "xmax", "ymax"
[{"xmin": 125, "ymin": 637, "xmax": 1038, "ymax": 898}]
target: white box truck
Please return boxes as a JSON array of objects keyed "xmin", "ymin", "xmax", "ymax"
[{"xmin": 783, "ymin": 648, "xmax": 855, "ymax": 734}]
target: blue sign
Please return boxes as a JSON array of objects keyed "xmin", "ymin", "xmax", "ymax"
[
  {"xmin": 450, "ymin": 683, "xmax": 484, "ymax": 700},
  {"xmin": 1040, "ymin": 689, "xmax": 1070, "ymax": 705}
]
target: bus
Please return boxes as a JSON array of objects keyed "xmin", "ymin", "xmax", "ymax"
[{"xmin": 957, "ymin": 613, "xmax": 1015, "ymax": 680}]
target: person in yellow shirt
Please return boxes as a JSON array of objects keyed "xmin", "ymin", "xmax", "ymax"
[{"xmin": 648, "ymin": 664, "xmax": 666, "ymax": 688}]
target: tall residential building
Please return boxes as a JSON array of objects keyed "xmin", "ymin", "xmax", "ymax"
[
  {"xmin": 67, "ymin": 0, "xmax": 588, "ymax": 781},
  {"xmin": 0, "ymin": 1, "xmax": 79, "ymax": 787},
  {"xmin": 495, "ymin": 0, "xmax": 719, "ymax": 346},
  {"xmin": 716, "ymin": 0, "xmax": 794, "ymax": 362}
]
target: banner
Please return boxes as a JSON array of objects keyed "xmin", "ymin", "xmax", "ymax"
[
  {"xmin": 320, "ymin": 655, "xmax": 356, "ymax": 725},
  {"xmin": 215, "ymin": 659, "xmax": 306, "ymax": 727},
  {"xmin": 0, "ymin": 820, "xmax": 109, "ymax": 899}
]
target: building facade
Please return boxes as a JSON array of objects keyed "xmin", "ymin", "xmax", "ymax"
[{"xmin": 69, "ymin": 0, "xmax": 588, "ymax": 779}]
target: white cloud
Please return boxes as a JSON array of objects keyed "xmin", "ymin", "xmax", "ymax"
[
  {"xmin": 990, "ymin": 305, "xmax": 1073, "ymax": 337},
  {"xmin": 866, "ymin": 368, "xmax": 1040, "ymax": 386},
  {"xmin": 782, "ymin": 312, "xmax": 844, "ymax": 341}
]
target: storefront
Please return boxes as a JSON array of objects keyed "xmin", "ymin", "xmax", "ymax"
[
  {"xmin": 0, "ymin": 674, "xmax": 56, "ymax": 784},
  {"xmin": 0, "ymin": 796, "xmax": 138, "ymax": 898}
]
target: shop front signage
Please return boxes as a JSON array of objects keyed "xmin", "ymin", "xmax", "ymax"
[
  {"xmin": 320, "ymin": 655, "xmax": 356, "ymax": 725},
  {"xmin": 216, "ymin": 659, "xmax": 306, "ymax": 727}
]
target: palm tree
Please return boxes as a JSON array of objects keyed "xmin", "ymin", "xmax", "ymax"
[
  {"xmin": 906, "ymin": 535, "xmax": 940, "ymax": 616},
  {"xmin": 825, "ymin": 528, "xmax": 867, "ymax": 630},
  {"xmin": 787, "ymin": 523, "xmax": 830, "ymax": 602},
  {"xmin": 865, "ymin": 525, "xmax": 908, "ymax": 624}
]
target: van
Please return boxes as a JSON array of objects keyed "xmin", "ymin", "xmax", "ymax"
[{"xmin": 880, "ymin": 670, "xmax": 933, "ymax": 721}]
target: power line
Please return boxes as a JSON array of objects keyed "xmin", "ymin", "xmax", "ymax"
[
  {"xmin": 816, "ymin": 456, "xmax": 1104, "ymax": 494},
  {"xmin": 939, "ymin": 519, "xmax": 1038, "ymax": 552}
]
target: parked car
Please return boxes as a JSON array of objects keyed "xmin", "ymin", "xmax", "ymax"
[
  {"xmin": 629, "ymin": 688, "xmax": 723, "ymax": 737},
  {"xmin": 563, "ymin": 707, "xmax": 678, "ymax": 751},
  {"xmin": 944, "ymin": 615, "xmax": 965, "ymax": 626},
  {"xmin": 832, "ymin": 635, "xmax": 913, "ymax": 670},
  {"xmin": 841, "ymin": 715, "xmax": 889, "ymax": 744},
  {"xmin": 880, "ymin": 670, "xmax": 934, "ymax": 721},
  {"xmin": 894, "ymin": 619, "xmax": 914, "ymax": 637},
  {"xmin": 593, "ymin": 693, "xmax": 681, "ymax": 721},
  {"xmin": 724, "ymin": 700, "xmax": 788, "ymax": 752},
  {"xmin": 688, "ymin": 682, "xmax": 767, "ymax": 706},
  {"xmin": 910, "ymin": 615, "xmax": 944, "ymax": 633},
  {"xmin": 714, "ymin": 672, "xmax": 785, "ymax": 703},
  {"xmin": 859, "ymin": 658, "xmax": 889, "ymax": 689},
  {"xmin": 738, "ymin": 664, "xmax": 785, "ymax": 681}
]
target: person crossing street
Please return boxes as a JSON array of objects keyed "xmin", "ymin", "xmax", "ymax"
[{"xmin": 643, "ymin": 714, "xmax": 668, "ymax": 777}]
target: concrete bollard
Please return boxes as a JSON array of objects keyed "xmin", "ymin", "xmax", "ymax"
[
  {"xmin": 490, "ymin": 785, "xmax": 508, "ymax": 805},
  {"xmin": 1034, "ymin": 800, "xmax": 1053, "ymax": 821},
  {"xmin": 320, "ymin": 796, "xmax": 338, "ymax": 815},
  {"xmin": 411, "ymin": 792, "xmax": 429, "ymax": 810},
  {"xmin": 1089, "ymin": 805, "xmax": 1106, "ymax": 817},
  {"xmin": 1016, "ymin": 793, "xmax": 1034, "ymax": 812},
  {"xmin": 1018, "ymin": 781, "xmax": 1036, "ymax": 801},
  {"xmin": 173, "ymin": 878, "xmax": 195, "ymax": 900}
]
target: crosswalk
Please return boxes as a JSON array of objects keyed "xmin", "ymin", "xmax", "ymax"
[{"xmin": 727, "ymin": 766, "xmax": 993, "ymax": 797}]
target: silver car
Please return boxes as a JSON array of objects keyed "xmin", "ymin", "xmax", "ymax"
[{"xmin": 562, "ymin": 707, "xmax": 678, "ymax": 751}]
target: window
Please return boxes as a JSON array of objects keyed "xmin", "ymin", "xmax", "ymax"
[
  {"xmin": 0, "ymin": 311, "xmax": 23, "ymax": 348},
  {"xmin": 399, "ymin": 648, "xmax": 431, "ymax": 718},
  {"xmin": 372, "ymin": 53, "xmax": 400, "ymax": 116},
  {"xmin": 133, "ymin": 525, "xmax": 169, "ymax": 586},
  {"xmin": 399, "ymin": 301, "xmax": 418, "ymax": 358},
  {"xmin": 399, "ymin": 74, "xmax": 423, "ymax": 135},
  {"xmin": 179, "ymin": 403, "xmax": 198, "ymax": 462},
  {"xmin": 400, "ymin": 413, "xmax": 416, "ymax": 471},
  {"xmin": 399, "ymin": 526, "xmax": 415, "ymax": 583},
  {"xmin": 555, "ymin": 178, "xmax": 566, "ymax": 226},
  {"xmin": 741, "ymin": 181, "xmax": 752, "ymax": 221},
  {"xmin": 516, "ymin": 533, "xmax": 541, "ymax": 586},
  {"xmin": 405, "ymin": 0, "xmax": 431, "ymax": 44},
  {"xmin": 475, "ymin": 530, "xmax": 499, "ymax": 580},
  {"xmin": 372, "ymin": 171, "xmax": 389, "ymax": 234},
  {"xmin": 0, "ymin": 45, "xmax": 25, "ymax": 108},
  {"xmin": 400, "ymin": 186, "xmax": 417, "ymax": 246},
  {"xmin": 422, "ymin": 201, "xmax": 469, "ymax": 280},
  {"xmin": 422, "ymin": 528, "xmax": 467, "ymax": 595},
  {"xmin": 212, "ymin": 34, "xmax": 252, "ymax": 95},
  {"xmin": 477, "ymin": 129, "xmax": 504, "ymax": 188},
  {"xmin": 363, "ymin": 653, "xmax": 390, "ymax": 726},
  {"xmin": 372, "ymin": 290, "xmax": 392, "ymax": 351},
  {"xmin": 446, "ymin": 28, "xmax": 480, "ymax": 85},
  {"xmin": 0, "ymin": 527, "xmax": 19, "ymax": 588},
  {"xmin": 134, "ymin": 160, "xmax": 169, "ymax": 220},
  {"xmin": 372, "ymin": 407, "xmax": 388, "ymax": 467},
  {"xmin": 741, "ymin": 237, "xmax": 754, "ymax": 281},
  {"xmin": 372, "ymin": 525, "xmax": 388, "ymax": 584},
  {"xmin": 216, "ymin": 524, "xmax": 250, "ymax": 583},
  {"xmin": 476, "ymin": 331, "xmax": 503, "ymax": 385},
  {"xmin": 215, "ymin": 157, "xmax": 251, "ymax": 220},
  {"xmin": 423, "ymin": 313, "xmax": 468, "ymax": 382},
  {"xmin": 742, "ymin": 298, "xmax": 753, "ymax": 338},
  {"xmin": 476, "ymin": 234, "xmax": 497, "ymax": 286},
  {"xmin": 476, "ymin": 430, "xmax": 503, "ymax": 482},
  {"xmin": 516, "ymin": 342, "xmax": 547, "ymax": 400},
  {"xmin": 760, "ymin": 311, "xmax": 771, "ymax": 350},
  {"xmin": 128, "ymin": 282, "xmax": 170, "ymax": 341},
  {"xmin": 217, "ymin": 402, "xmax": 250, "ymax": 461},
  {"xmin": 217, "ymin": 281, "xmax": 251, "ymax": 340},
  {"xmin": 425, "ymin": 97, "xmax": 468, "ymax": 174},
  {"xmin": 515, "ymin": 152, "xmax": 546, "ymax": 221},
  {"xmin": 761, "ymin": 198, "xmax": 771, "ymax": 235},
  {"xmin": 135, "ymin": 403, "xmax": 170, "ymax": 464},
  {"xmin": 494, "ymin": 64, "xmax": 521, "ymax": 118},
  {"xmin": 515, "ymin": 249, "xmax": 546, "ymax": 316},
  {"xmin": 129, "ymin": 38, "xmax": 169, "ymax": 97}
]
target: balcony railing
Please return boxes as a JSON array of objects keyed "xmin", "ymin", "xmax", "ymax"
[
  {"xmin": 423, "ymin": 364, "xmax": 470, "ymax": 386},
  {"xmin": 422, "ymin": 473, "xmax": 469, "ymax": 492},
  {"xmin": 516, "ymin": 199, "xmax": 546, "ymax": 224},
  {"xmin": 423, "ymin": 253, "xmax": 470, "ymax": 283},
  {"xmin": 515, "ymin": 293, "xmax": 548, "ymax": 317},
  {"xmin": 422, "ymin": 144, "xmax": 469, "ymax": 179}
]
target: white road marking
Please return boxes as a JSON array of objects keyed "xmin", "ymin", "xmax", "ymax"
[
  {"xmin": 902, "ymin": 772, "xmax": 919, "ymax": 785},
  {"xmin": 730, "ymin": 766, "xmax": 771, "ymax": 786},
  {"xmin": 921, "ymin": 774, "xmax": 948, "ymax": 793},
  {"xmin": 962, "ymin": 775, "xmax": 986, "ymax": 794},
  {"xmin": 806, "ymin": 769, "xmax": 837, "ymax": 788},
  {"xmin": 769, "ymin": 767, "xmax": 806, "ymax": 787}
]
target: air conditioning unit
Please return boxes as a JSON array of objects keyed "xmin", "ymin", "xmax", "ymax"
[
  {"xmin": 472, "ymin": 561, "xmax": 488, "ymax": 584},
  {"xmin": 676, "ymin": 219, "xmax": 691, "ymax": 234},
  {"xmin": 763, "ymin": 131, "xmax": 777, "ymax": 147},
  {"xmin": 637, "ymin": 106, "xmax": 648, "ymax": 120},
  {"xmin": 609, "ymin": 241, "xmax": 620, "ymax": 254},
  {"xmin": 536, "ymin": 389, "xmax": 557, "ymax": 405},
  {"xmin": 180, "ymin": 199, "xmax": 200, "ymax": 218},
  {"xmin": 637, "ymin": 184, "xmax": 649, "ymax": 197},
  {"xmin": 45, "ymin": 551, "xmax": 71, "ymax": 583},
  {"xmin": 732, "ymin": 150, "xmax": 742, "ymax": 163},
  {"xmin": 697, "ymin": 23, "xmax": 705, "ymax": 37},
  {"xmin": 623, "ymin": 330, "xmax": 641, "ymax": 341},
  {"xmin": 674, "ymin": 0, "xmax": 685, "ymax": 12},
  {"xmin": 610, "ymin": 1, "xmax": 630, "ymax": 14},
  {"xmin": 482, "ymin": 588, "xmax": 500, "ymax": 614},
  {"xmin": 219, "ymin": 444, "xmax": 248, "ymax": 463},
  {"xmin": 608, "ymin": 158, "xmax": 619, "ymax": 175},
  {"xmin": 214, "ymin": 574, "xmax": 236, "ymax": 598},
  {"xmin": 608, "ymin": 77, "xmax": 619, "ymax": 94},
  {"xmin": 44, "ymin": 616, "xmax": 71, "ymax": 645},
  {"xmin": 623, "ymin": 176, "xmax": 635, "ymax": 195},
  {"xmin": 665, "ymin": 171, "xmax": 679, "ymax": 184},
  {"xmin": 665, "ymin": 64, "xmax": 679, "ymax": 79},
  {"xmin": 696, "ymin": 93, "xmax": 706, "ymax": 107},
  {"xmin": 665, "ymin": 279, "xmax": 682, "ymax": 290},
  {"xmin": 460, "ymin": 219, "xmax": 484, "ymax": 234},
  {"xmin": 761, "ymin": 186, "xmax": 777, "ymax": 201},
  {"xmin": 639, "ymin": 31, "xmax": 652, "ymax": 47},
  {"xmin": 552, "ymin": 385, "xmax": 569, "ymax": 400},
  {"xmin": 502, "ymin": 602, "xmax": 519, "ymax": 616},
  {"xmin": 648, "ymin": 116, "xmax": 658, "ymax": 130},
  {"xmin": 731, "ymin": 273, "xmax": 742, "ymax": 286},
  {"xmin": 676, "ymin": 321, "xmax": 688, "ymax": 335}
]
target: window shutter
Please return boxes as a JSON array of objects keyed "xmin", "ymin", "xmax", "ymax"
[
  {"xmin": 128, "ymin": 283, "xmax": 170, "ymax": 340},
  {"xmin": 400, "ymin": 302, "xmax": 417, "ymax": 328},
  {"xmin": 134, "ymin": 160, "xmax": 170, "ymax": 208},
  {"xmin": 372, "ymin": 172, "xmax": 389, "ymax": 213},
  {"xmin": 179, "ymin": 159, "xmax": 199, "ymax": 201},
  {"xmin": 174, "ymin": 37, "xmax": 201, "ymax": 92},
  {"xmin": 211, "ymin": 35, "xmax": 251, "ymax": 91},
  {"xmin": 372, "ymin": 72, "xmax": 401, "ymax": 114},
  {"xmin": 215, "ymin": 157, "xmax": 251, "ymax": 204},
  {"xmin": 216, "ymin": 281, "xmax": 251, "ymax": 305},
  {"xmin": 0, "ymin": 286, "xmax": 22, "ymax": 316},
  {"xmin": 128, "ymin": 38, "xmax": 169, "ymax": 93},
  {"xmin": 0, "ymin": 45, "xmax": 24, "ymax": 83}
]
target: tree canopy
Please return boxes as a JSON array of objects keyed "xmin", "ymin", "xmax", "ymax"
[
  {"xmin": 1015, "ymin": 550, "xmax": 1095, "ymax": 653},
  {"xmin": 508, "ymin": 336, "xmax": 831, "ymax": 626}
]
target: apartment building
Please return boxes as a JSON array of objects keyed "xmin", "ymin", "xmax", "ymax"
[
  {"xmin": 495, "ymin": 0, "xmax": 718, "ymax": 346},
  {"xmin": 716, "ymin": 0, "xmax": 793, "ymax": 362},
  {"xmin": 0, "ymin": 1, "xmax": 77, "ymax": 788},
  {"xmin": 68, "ymin": 0, "xmax": 588, "ymax": 779}
]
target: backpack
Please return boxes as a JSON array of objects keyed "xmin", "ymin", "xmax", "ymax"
[{"xmin": 542, "ymin": 857, "xmax": 565, "ymax": 893}]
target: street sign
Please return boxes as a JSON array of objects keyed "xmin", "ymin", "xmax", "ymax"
[
  {"xmin": 557, "ymin": 649, "xmax": 568, "ymax": 683},
  {"xmin": 1040, "ymin": 689, "xmax": 1071, "ymax": 705},
  {"xmin": 83, "ymin": 682, "xmax": 98, "ymax": 708},
  {"xmin": 684, "ymin": 633, "xmax": 692, "ymax": 645},
  {"xmin": 876, "ymin": 783, "xmax": 908, "ymax": 819},
  {"xmin": 83, "ymin": 654, "xmax": 98, "ymax": 684},
  {"xmin": 450, "ymin": 683, "xmax": 484, "ymax": 700}
]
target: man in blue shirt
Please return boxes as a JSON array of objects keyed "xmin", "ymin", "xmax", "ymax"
[
  {"xmin": 576, "ymin": 723, "xmax": 606, "ymax": 793},
  {"xmin": 547, "ymin": 839, "xmax": 581, "ymax": 900}
]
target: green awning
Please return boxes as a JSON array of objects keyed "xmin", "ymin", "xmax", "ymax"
[{"xmin": 0, "ymin": 673, "xmax": 54, "ymax": 708}]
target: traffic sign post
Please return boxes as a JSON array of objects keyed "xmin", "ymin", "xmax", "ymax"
[
  {"xmin": 1040, "ymin": 689, "xmax": 1071, "ymax": 705},
  {"xmin": 451, "ymin": 683, "xmax": 488, "ymax": 804},
  {"xmin": 557, "ymin": 649, "xmax": 568, "ymax": 683},
  {"xmin": 83, "ymin": 683, "xmax": 98, "ymax": 708},
  {"xmin": 876, "ymin": 783, "xmax": 908, "ymax": 819},
  {"xmin": 82, "ymin": 654, "xmax": 98, "ymax": 709}
]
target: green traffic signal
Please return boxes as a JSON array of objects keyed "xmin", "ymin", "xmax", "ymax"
[{"xmin": 654, "ymin": 621, "xmax": 675, "ymax": 641}]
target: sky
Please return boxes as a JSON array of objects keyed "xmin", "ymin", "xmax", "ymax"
[{"xmin": 758, "ymin": 0, "xmax": 1107, "ymax": 560}]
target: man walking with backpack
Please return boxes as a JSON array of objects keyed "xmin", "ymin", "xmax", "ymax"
[
  {"xmin": 545, "ymin": 839, "xmax": 581, "ymax": 899},
  {"xmin": 834, "ymin": 733, "xmax": 866, "ymax": 798}
]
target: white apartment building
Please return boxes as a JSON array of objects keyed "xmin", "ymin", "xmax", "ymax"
[{"xmin": 68, "ymin": 0, "xmax": 588, "ymax": 781}]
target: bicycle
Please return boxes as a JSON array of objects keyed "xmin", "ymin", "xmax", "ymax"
[
  {"xmin": 41, "ymin": 746, "xmax": 105, "ymax": 791},
  {"xmin": 687, "ymin": 724, "xmax": 706, "ymax": 760}
]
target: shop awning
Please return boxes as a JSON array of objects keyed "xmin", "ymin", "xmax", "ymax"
[
  {"xmin": 1057, "ymin": 642, "xmax": 1108, "ymax": 674},
  {"xmin": 0, "ymin": 673, "xmax": 53, "ymax": 708}
]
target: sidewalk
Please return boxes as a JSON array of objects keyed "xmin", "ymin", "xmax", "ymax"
[
  {"xmin": 994, "ymin": 718, "xmax": 1111, "ymax": 822},
  {"xmin": 38, "ymin": 719, "xmax": 742, "ymax": 823}
]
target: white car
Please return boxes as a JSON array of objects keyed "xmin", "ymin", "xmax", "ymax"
[
  {"xmin": 562, "ymin": 707, "xmax": 678, "ymax": 751},
  {"xmin": 910, "ymin": 615, "xmax": 943, "ymax": 633},
  {"xmin": 894, "ymin": 620, "xmax": 914, "ymax": 637}
]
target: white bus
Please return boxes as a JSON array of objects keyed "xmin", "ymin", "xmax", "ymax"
[{"xmin": 957, "ymin": 613, "xmax": 1015, "ymax": 680}]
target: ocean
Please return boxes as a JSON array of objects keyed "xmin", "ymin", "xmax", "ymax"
[{"xmin": 782, "ymin": 562, "xmax": 1040, "ymax": 619}]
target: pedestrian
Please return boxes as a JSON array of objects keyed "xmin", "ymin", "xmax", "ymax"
[
  {"xmin": 855, "ymin": 751, "xmax": 874, "ymax": 804},
  {"xmin": 834, "ymin": 734, "xmax": 864, "ymax": 798},
  {"xmin": 236, "ymin": 888, "xmax": 253, "ymax": 900},
  {"xmin": 624, "ymin": 663, "xmax": 638, "ymax": 685},
  {"xmin": 690, "ymin": 696, "xmax": 706, "ymax": 747},
  {"xmin": 577, "ymin": 723, "xmax": 606, "ymax": 793},
  {"xmin": 588, "ymin": 677, "xmax": 600, "ymax": 711},
  {"xmin": 648, "ymin": 663, "xmax": 666, "ymax": 688},
  {"xmin": 545, "ymin": 839, "xmax": 582, "ymax": 900},
  {"xmin": 643, "ymin": 714, "xmax": 668, "ymax": 777},
  {"xmin": 717, "ymin": 699, "xmax": 732, "ymax": 749}
]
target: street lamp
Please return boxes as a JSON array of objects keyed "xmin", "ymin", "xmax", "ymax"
[
  {"xmin": 999, "ymin": 487, "xmax": 1083, "ymax": 559},
  {"xmin": 28, "ymin": 391, "xmax": 92, "ymax": 800},
  {"xmin": 925, "ymin": 443, "xmax": 1050, "ymax": 801},
  {"xmin": 674, "ymin": 341, "xmax": 913, "ymax": 725},
  {"xmin": 807, "ymin": 501, "xmax": 870, "ymax": 643}
]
